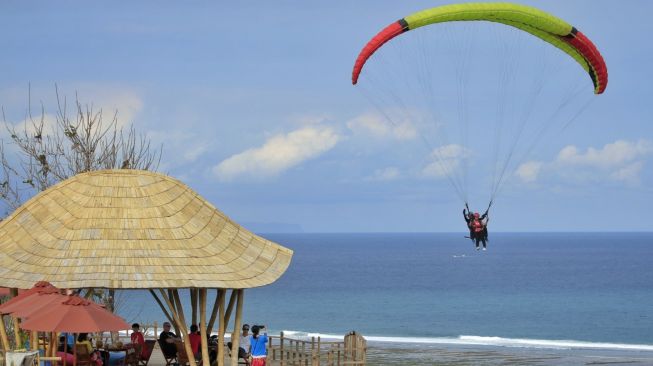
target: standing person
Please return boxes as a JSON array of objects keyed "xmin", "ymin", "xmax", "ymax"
[
  {"xmin": 249, "ymin": 325, "xmax": 268, "ymax": 366},
  {"xmin": 227, "ymin": 324, "xmax": 251, "ymax": 365},
  {"xmin": 158, "ymin": 322, "xmax": 179, "ymax": 359},
  {"xmin": 188, "ymin": 324, "xmax": 202, "ymax": 358}
]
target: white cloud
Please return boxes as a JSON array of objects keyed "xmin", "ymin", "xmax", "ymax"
[
  {"xmin": 422, "ymin": 144, "xmax": 471, "ymax": 178},
  {"xmin": 556, "ymin": 140, "xmax": 652, "ymax": 168},
  {"xmin": 515, "ymin": 161, "xmax": 543, "ymax": 183},
  {"xmin": 346, "ymin": 113, "xmax": 416, "ymax": 140},
  {"xmin": 516, "ymin": 139, "xmax": 652, "ymax": 185},
  {"xmin": 610, "ymin": 161, "xmax": 644, "ymax": 184},
  {"xmin": 212, "ymin": 126, "xmax": 340, "ymax": 181},
  {"xmin": 368, "ymin": 167, "xmax": 400, "ymax": 181}
]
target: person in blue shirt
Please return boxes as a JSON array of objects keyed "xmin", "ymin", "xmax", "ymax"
[{"xmin": 248, "ymin": 325, "xmax": 268, "ymax": 366}]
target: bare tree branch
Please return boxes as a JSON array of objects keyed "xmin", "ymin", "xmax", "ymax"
[{"xmin": 1, "ymin": 86, "xmax": 162, "ymax": 214}]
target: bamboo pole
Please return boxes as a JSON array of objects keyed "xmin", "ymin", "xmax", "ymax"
[
  {"xmin": 206, "ymin": 289, "xmax": 223, "ymax": 336},
  {"xmin": 12, "ymin": 316, "xmax": 21, "ymax": 349},
  {"xmin": 172, "ymin": 289, "xmax": 197, "ymax": 366},
  {"xmin": 190, "ymin": 289, "xmax": 198, "ymax": 326},
  {"xmin": 199, "ymin": 289, "xmax": 209, "ymax": 366},
  {"xmin": 149, "ymin": 290, "xmax": 176, "ymax": 330},
  {"xmin": 223, "ymin": 290, "xmax": 238, "ymax": 327},
  {"xmin": 0, "ymin": 315, "xmax": 10, "ymax": 351},
  {"xmin": 159, "ymin": 290, "xmax": 194, "ymax": 366},
  {"xmin": 216, "ymin": 288, "xmax": 226, "ymax": 366},
  {"xmin": 166, "ymin": 289, "xmax": 180, "ymax": 335},
  {"xmin": 230, "ymin": 289, "xmax": 244, "ymax": 366},
  {"xmin": 31, "ymin": 330, "xmax": 38, "ymax": 351},
  {"xmin": 158, "ymin": 290, "xmax": 184, "ymax": 334}
]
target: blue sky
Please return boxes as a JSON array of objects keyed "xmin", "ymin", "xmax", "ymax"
[{"xmin": 1, "ymin": 1, "xmax": 651, "ymax": 232}]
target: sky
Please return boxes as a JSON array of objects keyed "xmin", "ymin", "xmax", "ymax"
[{"xmin": 0, "ymin": 1, "xmax": 651, "ymax": 232}]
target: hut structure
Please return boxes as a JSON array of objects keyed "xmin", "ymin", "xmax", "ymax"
[{"xmin": 0, "ymin": 169, "xmax": 293, "ymax": 366}]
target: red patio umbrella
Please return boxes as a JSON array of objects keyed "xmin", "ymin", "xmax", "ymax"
[
  {"xmin": 20, "ymin": 295, "xmax": 130, "ymax": 366},
  {"xmin": 0, "ymin": 287, "xmax": 66, "ymax": 317},
  {"xmin": 0, "ymin": 281, "xmax": 55, "ymax": 313},
  {"xmin": 20, "ymin": 295, "xmax": 129, "ymax": 333}
]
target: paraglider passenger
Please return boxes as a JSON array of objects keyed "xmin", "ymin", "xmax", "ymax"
[{"xmin": 463, "ymin": 204, "xmax": 489, "ymax": 250}]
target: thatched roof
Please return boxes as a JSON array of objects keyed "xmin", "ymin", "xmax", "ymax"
[{"xmin": 0, "ymin": 170, "xmax": 293, "ymax": 289}]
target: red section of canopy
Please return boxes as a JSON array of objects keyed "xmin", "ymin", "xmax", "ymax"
[
  {"xmin": 352, "ymin": 21, "xmax": 405, "ymax": 84},
  {"xmin": 0, "ymin": 281, "xmax": 56, "ymax": 314},
  {"xmin": 0, "ymin": 288, "xmax": 66, "ymax": 317},
  {"xmin": 562, "ymin": 30, "xmax": 608, "ymax": 94},
  {"xmin": 20, "ymin": 294, "xmax": 129, "ymax": 332}
]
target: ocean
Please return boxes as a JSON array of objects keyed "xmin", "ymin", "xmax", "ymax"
[{"xmin": 117, "ymin": 233, "xmax": 653, "ymax": 363}]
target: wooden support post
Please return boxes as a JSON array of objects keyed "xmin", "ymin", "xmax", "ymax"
[
  {"xmin": 149, "ymin": 290, "xmax": 177, "ymax": 330},
  {"xmin": 230, "ymin": 289, "xmax": 244, "ymax": 366},
  {"xmin": 280, "ymin": 332, "xmax": 285, "ymax": 366},
  {"xmin": 311, "ymin": 337, "xmax": 315, "ymax": 366},
  {"xmin": 172, "ymin": 289, "xmax": 197, "ymax": 366},
  {"xmin": 30, "ymin": 330, "xmax": 38, "ymax": 351},
  {"xmin": 165, "ymin": 289, "xmax": 180, "ymax": 335},
  {"xmin": 0, "ymin": 314, "xmax": 10, "ymax": 351},
  {"xmin": 12, "ymin": 316, "xmax": 21, "ymax": 349},
  {"xmin": 158, "ymin": 290, "xmax": 185, "ymax": 336},
  {"xmin": 216, "ymin": 289, "xmax": 226, "ymax": 366},
  {"xmin": 206, "ymin": 289, "xmax": 222, "ymax": 336},
  {"xmin": 223, "ymin": 290, "xmax": 237, "ymax": 327},
  {"xmin": 199, "ymin": 289, "xmax": 209, "ymax": 366},
  {"xmin": 190, "ymin": 289, "xmax": 198, "ymax": 327}
]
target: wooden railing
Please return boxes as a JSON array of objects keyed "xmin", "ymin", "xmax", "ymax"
[{"xmin": 266, "ymin": 331, "xmax": 366, "ymax": 366}]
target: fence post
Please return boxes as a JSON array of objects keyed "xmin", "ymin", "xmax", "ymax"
[{"xmin": 280, "ymin": 331, "xmax": 285, "ymax": 366}]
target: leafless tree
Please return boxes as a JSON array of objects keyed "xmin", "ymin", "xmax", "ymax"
[
  {"xmin": 0, "ymin": 86, "xmax": 161, "ymax": 212},
  {"xmin": 0, "ymin": 86, "xmax": 162, "ymax": 319}
]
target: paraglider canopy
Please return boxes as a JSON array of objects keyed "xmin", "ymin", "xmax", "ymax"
[{"xmin": 352, "ymin": 2, "xmax": 607, "ymax": 94}]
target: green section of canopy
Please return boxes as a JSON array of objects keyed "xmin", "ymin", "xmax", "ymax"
[{"xmin": 403, "ymin": 3, "xmax": 590, "ymax": 73}]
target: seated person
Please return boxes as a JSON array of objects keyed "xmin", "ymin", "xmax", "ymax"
[
  {"xmin": 227, "ymin": 324, "xmax": 251, "ymax": 365},
  {"xmin": 159, "ymin": 321, "xmax": 179, "ymax": 358},
  {"xmin": 130, "ymin": 323, "xmax": 150, "ymax": 360},
  {"xmin": 58, "ymin": 335, "xmax": 74, "ymax": 354},
  {"xmin": 77, "ymin": 333, "xmax": 103, "ymax": 366},
  {"xmin": 187, "ymin": 324, "xmax": 201, "ymax": 358}
]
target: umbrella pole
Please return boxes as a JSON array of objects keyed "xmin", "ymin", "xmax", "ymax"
[
  {"xmin": 63, "ymin": 336, "xmax": 68, "ymax": 366},
  {"xmin": 73, "ymin": 333, "xmax": 77, "ymax": 366}
]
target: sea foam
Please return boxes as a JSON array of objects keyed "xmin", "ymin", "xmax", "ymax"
[{"xmin": 280, "ymin": 331, "xmax": 653, "ymax": 351}]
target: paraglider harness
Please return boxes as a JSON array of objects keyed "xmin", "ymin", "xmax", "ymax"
[{"xmin": 464, "ymin": 201, "xmax": 491, "ymax": 242}]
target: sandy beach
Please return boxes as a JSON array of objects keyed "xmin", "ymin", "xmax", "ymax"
[
  {"xmin": 365, "ymin": 342, "xmax": 653, "ymax": 365},
  {"xmin": 138, "ymin": 339, "xmax": 653, "ymax": 366}
]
